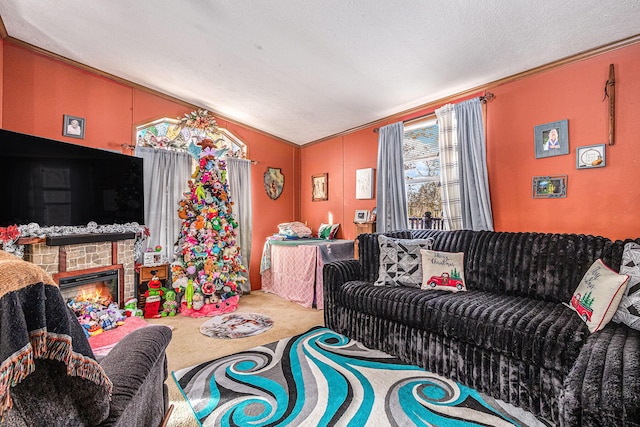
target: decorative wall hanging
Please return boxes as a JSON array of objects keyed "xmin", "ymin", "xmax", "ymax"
[
  {"xmin": 63, "ymin": 115, "xmax": 85, "ymax": 139},
  {"xmin": 577, "ymin": 144, "xmax": 606, "ymax": 169},
  {"xmin": 312, "ymin": 173, "xmax": 328, "ymax": 201},
  {"xmin": 534, "ymin": 119, "xmax": 569, "ymax": 159},
  {"xmin": 532, "ymin": 175, "xmax": 567, "ymax": 198},
  {"xmin": 264, "ymin": 167, "xmax": 284, "ymax": 200},
  {"xmin": 356, "ymin": 168, "xmax": 375, "ymax": 199}
]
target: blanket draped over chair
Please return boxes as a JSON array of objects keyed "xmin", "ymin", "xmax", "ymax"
[{"xmin": 0, "ymin": 251, "xmax": 112, "ymax": 422}]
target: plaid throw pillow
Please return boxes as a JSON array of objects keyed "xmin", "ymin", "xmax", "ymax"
[{"xmin": 374, "ymin": 235, "xmax": 433, "ymax": 287}]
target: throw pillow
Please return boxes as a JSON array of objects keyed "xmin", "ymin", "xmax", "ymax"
[
  {"xmin": 568, "ymin": 259, "xmax": 628, "ymax": 333},
  {"xmin": 612, "ymin": 242, "xmax": 640, "ymax": 330},
  {"xmin": 420, "ymin": 249, "xmax": 466, "ymax": 292},
  {"xmin": 318, "ymin": 223, "xmax": 340, "ymax": 240},
  {"xmin": 374, "ymin": 235, "xmax": 433, "ymax": 287}
]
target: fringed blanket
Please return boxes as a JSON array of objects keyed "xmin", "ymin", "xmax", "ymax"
[{"xmin": 0, "ymin": 251, "xmax": 112, "ymax": 421}]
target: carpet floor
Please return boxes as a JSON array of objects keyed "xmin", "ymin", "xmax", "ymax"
[{"xmin": 147, "ymin": 291, "xmax": 325, "ymax": 427}]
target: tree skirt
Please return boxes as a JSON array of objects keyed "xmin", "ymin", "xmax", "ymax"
[
  {"xmin": 199, "ymin": 313, "xmax": 274, "ymax": 339},
  {"xmin": 180, "ymin": 295, "xmax": 240, "ymax": 318}
]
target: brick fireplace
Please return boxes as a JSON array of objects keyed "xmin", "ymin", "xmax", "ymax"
[{"xmin": 21, "ymin": 233, "xmax": 137, "ymax": 307}]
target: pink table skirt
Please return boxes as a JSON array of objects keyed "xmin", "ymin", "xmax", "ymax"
[
  {"xmin": 261, "ymin": 240, "xmax": 353, "ymax": 309},
  {"xmin": 262, "ymin": 244, "xmax": 319, "ymax": 308}
]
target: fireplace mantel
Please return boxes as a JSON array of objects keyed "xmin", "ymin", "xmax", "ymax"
[{"xmin": 17, "ymin": 232, "xmax": 136, "ymax": 247}]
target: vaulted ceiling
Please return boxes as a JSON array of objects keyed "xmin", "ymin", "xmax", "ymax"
[{"xmin": 1, "ymin": 1, "xmax": 639, "ymax": 145}]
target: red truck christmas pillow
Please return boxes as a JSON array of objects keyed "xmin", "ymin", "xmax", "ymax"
[
  {"xmin": 420, "ymin": 249, "xmax": 466, "ymax": 292},
  {"xmin": 568, "ymin": 259, "xmax": 628, "ymax": 333}
]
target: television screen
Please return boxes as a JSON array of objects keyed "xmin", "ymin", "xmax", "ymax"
[{"xmin": 0, "ymin": 129, "xmax": 144, "ymax": 227}]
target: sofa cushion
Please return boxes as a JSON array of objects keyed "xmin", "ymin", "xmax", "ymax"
[
  {"xmin": 374, "ymin": 235, "xmax": 433, "ymax": 287},
  {"xmin": 338, "ymin": 280, "xmax": 447, "ymax": 326},
  {"xmin": 424, "ymin": 291, "xmax": 589, "ymax": 374},
  {"xmin": 420, "ymin": 249, "xmax": 467, "ymax": 292},
  {"xmin": 466, "ymin": 231, "xmax": 615, "ymax": 303},
  {"xmin": 568, "ymin": 259, "xmax": 628, "ymax": 333},
  {"xmin": 613, "ymin": 242, "xmax": 640, "ymax": 330},
  {"xmin": 338, "ymin": 281, "xmax": 589, "ymax": 375}
]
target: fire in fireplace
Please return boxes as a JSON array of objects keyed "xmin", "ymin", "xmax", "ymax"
[{"xmin": 59, "ymin": 269, "xmax": 120, "ymax": 306}]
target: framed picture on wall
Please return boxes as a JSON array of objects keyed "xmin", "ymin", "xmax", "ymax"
[
  {"xmin": 355, "ymin": 168, "xmax": 374, "ymax": 199},
  {"xmin": 576, "ymin": 144, "xmax": 606, "ymax": 169},
  {"xmin": 534, "ymin": 119, "xmax": 568, "ymax": 159},
  {"xmin": 532, "ymin": 175, "xmax": 567, "ymax": 198},
  {"xmin": 62, "ymin": 115, "xmax": 85, "ymax": 139},
  {"xmin": 312, "ymin": 173, "xmax": 328, "ymax": 201}
]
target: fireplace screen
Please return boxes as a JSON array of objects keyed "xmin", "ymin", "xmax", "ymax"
[{"xmin": 59, "ymin": 269, "xmax": 119, "ymax": 306}]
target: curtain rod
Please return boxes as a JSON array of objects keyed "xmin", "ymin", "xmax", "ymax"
[{"xmin": 373, "ymin": 92, "xmax": 494, "ymax": 133}]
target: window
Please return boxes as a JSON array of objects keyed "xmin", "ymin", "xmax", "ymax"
[
  {"xmin": 135, "ymin": 117, "xmax": 247, "ymax": 158},
  {"xmin": 403, "ymin": 118, "xmax": 442, "ymax": 224}
]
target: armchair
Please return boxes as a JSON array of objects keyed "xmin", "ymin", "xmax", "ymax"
[{"xmin": 0, "ymin": 251, "xmax": 172, "ymax": 426}]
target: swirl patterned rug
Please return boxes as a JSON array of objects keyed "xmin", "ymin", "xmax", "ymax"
[{"xmin": 173, "ymin": 326, "xmax": 548, "ymax": 427}]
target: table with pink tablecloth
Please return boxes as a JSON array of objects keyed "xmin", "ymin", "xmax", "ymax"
[{"xmin": 260, "ymin": 239, "xmax": 354, "ymax": 309}]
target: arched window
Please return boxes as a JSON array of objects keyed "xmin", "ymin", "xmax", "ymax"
[{"xmin": 135, "ymin": 116, "xmax": 247, "ymax": 159}]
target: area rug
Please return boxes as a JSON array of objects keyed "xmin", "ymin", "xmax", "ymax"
[
  {"xmin": 173, "ymin": 326, "xmax": 549, "ymax": 426},
  {"xmin": 199, "ymin": 312, "xmax": 274, "ymax": 339}
]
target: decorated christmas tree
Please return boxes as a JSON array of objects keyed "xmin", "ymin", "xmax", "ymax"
[{"xmin": 171, "ymin": 111, "xmax": 246, "ymax": 317}]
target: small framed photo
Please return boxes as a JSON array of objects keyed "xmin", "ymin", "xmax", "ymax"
[
  {"xmin": 311, "ymin": 173, "xmax": 328, "ymax": 201},
  {"xmin": 354, "ymin": 209, "xmax": 369, "ymax": 223},
  {"xmin": 63, "ymin": 115, "xmax": 85, "ymax": 139},
  {"xmin": 370, "ymin": 207, "xmax": 377, "ymax": 222},
  {"xmin": 534, "ymin": 119, "xmax": 568, "ymax": 158},
  {"xmin": 355, "ymin": 168, "xmax": 374, "ymax": 199},
  {"xmin": 576, "ymin": 144, "xmax": 606, "ymax": 169},
  {"xmin": 532, "ymin": 175, "xmax": 567, "ymax": 198}
]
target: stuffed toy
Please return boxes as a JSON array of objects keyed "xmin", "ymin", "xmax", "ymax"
[
  {"xmin": 144, "ymin": 275, "xmax": 164, "ymax": 318},
  {"xmin": 184, "ymin": 279, "xmax": 195, "ymax": 309},
  {"xmin": 192, "ymin": 291, "xmax": 205, "ymax": 311},
  {"xmin": 161, "ymin": 291, "xmax": 179, "ymax": 317},
  {"xmin": 124, "ymin": 298, "xmax": 143, "ymax": 317}
]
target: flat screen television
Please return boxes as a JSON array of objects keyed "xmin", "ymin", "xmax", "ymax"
[{"xmin": 0, "ymin": 129, "xmax": 144, "ymax": 227}]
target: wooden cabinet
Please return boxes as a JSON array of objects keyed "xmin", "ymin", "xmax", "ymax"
[
  {"xmin": 353, "ymin": 222, "xmax": 376, "ymax": 259},
  {"xmin": 139, "ymin": 264, "xmax": 169, "ymax": 282},
  {"xmin": 137, "ymin": 264, "xmax": 169, "ymax": 310},
  {"xmin": 354, "ymin": 222, "xmax": 376, "ymax": 236}
]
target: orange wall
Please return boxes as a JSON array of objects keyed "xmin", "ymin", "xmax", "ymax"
[
  {"xmin": 1, "ymin": 40, "xmax": 298, "ymax": 289},
  {"xmin": 487, "ymin": 44, "xmax": 640, "ymax": 240},
  {"xmin": 301, "ymin": 42, "xmax": 640, "ymax": 241}
]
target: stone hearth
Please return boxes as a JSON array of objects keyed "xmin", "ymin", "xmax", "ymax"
[{"xmin": 22, "ymin": 235, "xmax": 136, "ymax": 306}]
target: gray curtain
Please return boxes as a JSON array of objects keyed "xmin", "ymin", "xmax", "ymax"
[
  {"xmin": 135, "ymin": 147, "xmax": 193, "ymax": 262},
  {"xmin": 376, "ymin": 122, "xmax": 408, "ymax": 233},
  {"xmin": 435, "ymin": 104, "xmax": 463, "ymax": 230},
  {"xmin": 226, "ymin": 157, "xmax": 253, "ymax": 294},
  {"xmin": 455, "ymin": 98, "xmax": 494, "ymax": 231}
]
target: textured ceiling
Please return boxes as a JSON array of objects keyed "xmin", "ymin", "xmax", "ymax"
[{"xmin": 1, "ymin": 1, "xmax": 639, "ymax": 145}]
